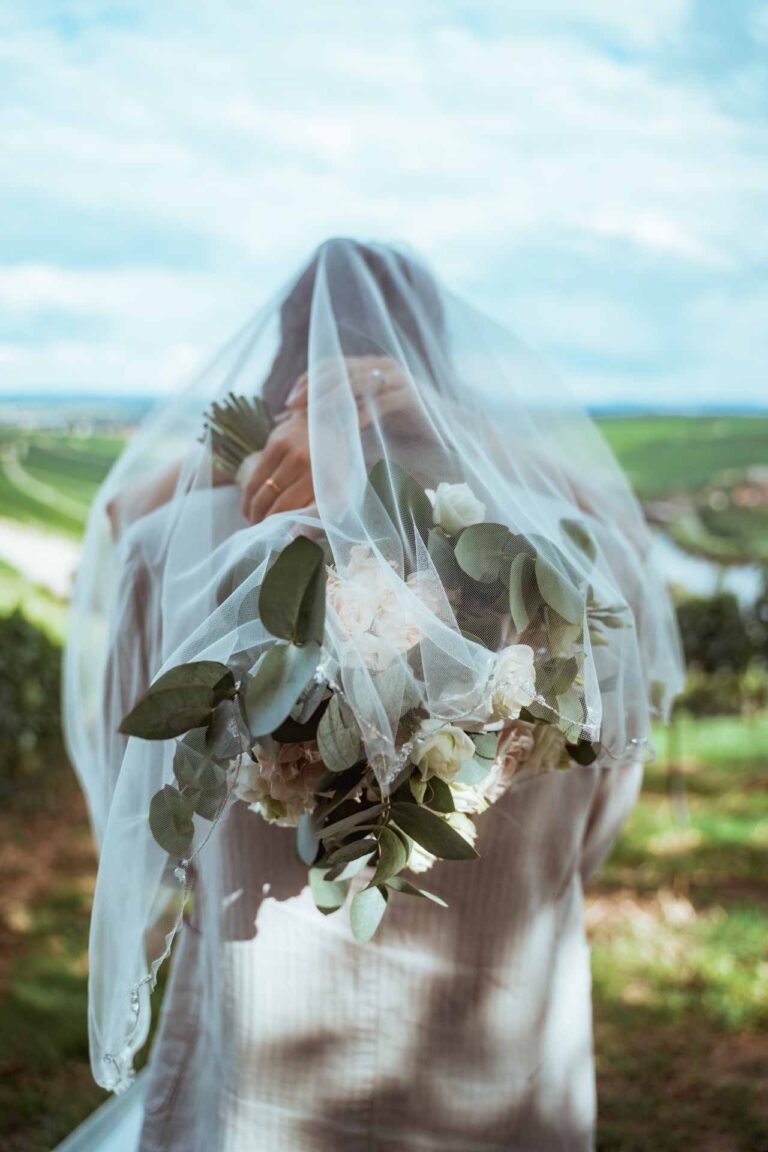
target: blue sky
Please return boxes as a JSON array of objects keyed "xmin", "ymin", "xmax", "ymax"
[{"xmin": 0, "ymin": 1, "xmax": 766, "ymax": 406}]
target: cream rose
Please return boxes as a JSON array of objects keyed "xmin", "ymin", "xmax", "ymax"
[
  {"xmin": 326, "ymin": 571, "xmax": 377, "ymax": 637},
  {"xmin": 432, "ymin": 482, "xmax": 486, "ymax": 535},
  {"xmin": 410, "ymin": 719, "xmax": 476, "ymax": 783},
  {"xmin": 450, "ymin": 780, "xmax": 490, "ymax": 815},
  {"xmin": 488, "ymin": 644, "xmax": 536, "ymax": 721}
]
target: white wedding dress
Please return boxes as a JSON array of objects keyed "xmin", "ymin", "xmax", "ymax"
[{"xmin": 136, "ymin": 751, "xmax": 641, "ymax": 1151}]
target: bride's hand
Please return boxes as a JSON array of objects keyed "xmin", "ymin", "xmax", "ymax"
[
  {"xmin": 240, "ymin": 410, "xmax": 315, "ymax": 524},
  {"xmin": 286, "ymin": 355, "xmax": 415, "ymax": 428}
]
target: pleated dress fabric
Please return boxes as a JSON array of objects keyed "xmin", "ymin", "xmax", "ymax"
[{"xmin": 137, "ymin": 752, "xmax": 642, "ymax": 1152}]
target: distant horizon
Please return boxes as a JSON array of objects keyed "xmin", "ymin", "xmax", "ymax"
[{"xmin": 1, "ymin": 392, "xmax": 767, "ymax": 418}]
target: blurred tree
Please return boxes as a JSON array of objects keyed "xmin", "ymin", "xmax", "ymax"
[{"xmin": 676, "ymin": 592, "xmax": 753, "ymax": 673}]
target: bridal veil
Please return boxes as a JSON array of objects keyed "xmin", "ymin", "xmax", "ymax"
[{"xmin": 63, "ymin": 237, "xmax": 683, "ymax": 1091}]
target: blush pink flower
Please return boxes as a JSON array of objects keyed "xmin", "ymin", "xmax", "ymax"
[{"xmin": 235, "ymin": 740, "xmax": 325, "ymax": 827}]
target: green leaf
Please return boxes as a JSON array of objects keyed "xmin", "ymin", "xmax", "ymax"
[
  {"xmin": 308, "ymin": 867, "xmax": 350, "ymax": 914},
  {"xmin": 424, "ymin": 776, "xmax": 455, "ymax": 813},
  {"xmin": 296, "ymin": 813, "xmax": 320, "ymax": 866},
  {"xmin": 385, "ymin": 875, "xmax": 449, "ymax": 907},
  {"xmin": 120, "ymin": 661, "xmax": 234, "ymax": 740},
  {"xmin": 258, "ymin": 535, "xmax": 326, "ymax": 646},
  {"xmin": 409, "ymin": 774, "xmax": 428, "ymax": 804},
  {"xmin": 427, "ymin": 527, "xmax": 461, "ymax": 587},
  {"xmin": 369, "ymin": 826, "xmax": 409, "ymax": 887},
  {"xmin": 350, "ymin": 884, "xmax": 388, "ymax": 943},
  {"xmin": 556, "ymin": 688, "xmax": 584, "ymax": 740},
  {"xmin": 535, "ymin": 554, "xmax": 585, "ymax": 626},
  {"xmin": 566, "ymin": 739, "xmax": 599, "ymax": 766},
  {"xmin": 390, "ymin": 801, "xmax": 479, "ymax": 861},
  {"xmin": 317, "ymin": 695, "xmax": 362, "ymax": 773},
  {"xmin": 454, "ymin": 757, "xmax": 493, "ymax": 785},
  {"xmin": 325, "ymin": 837, "xmax": 378, "ymax": 868},
  {"xmin": 538, "ymin": 656, "xmax": 580, "ymax": 696},
  {"xmin": 243, "ymin": 642, "xmax": 320, "ymax": 737},
  {"xmin": 453, "ymin": 523, "xmax": 512, "ymax": 584},
  {"xmin": 561, "ymin": 517, "xmax": 597, "ymax": 564},
  {"xmin": 367, "ymin": 459, "xmax": 433, "ymax": 554},
  {"xmin": 205, "ymin": 699, "xmax": 243, "ymax": 763},
  {"xmin": 149, "ymin": 785, "xmax": 195, "ymax": 857},
  {"xmin": 508, "ymin": 552, "xmax": 540, "ymax": 633}
]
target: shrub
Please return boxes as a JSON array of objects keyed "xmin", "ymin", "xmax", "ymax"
[
  {"xmin": 0, "ymin": 609, "xmax": 70, "ymax": 806},
  {"xmin": 676, "ymin": 592, "xmax": 754, "ymax": 673}
]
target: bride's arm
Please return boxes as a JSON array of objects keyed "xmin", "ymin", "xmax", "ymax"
[{"xmin": 106, "ymin": 458, "xmax": 233, "ymax": 540}]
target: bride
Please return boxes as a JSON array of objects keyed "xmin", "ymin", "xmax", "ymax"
[{"xmin": 64, "ymin": 237, "xmax": 683, "ymax": 1151}]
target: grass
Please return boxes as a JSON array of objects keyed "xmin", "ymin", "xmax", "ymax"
[
  {"xmin": 0, "ymin": 712, "xmax": 764, "ymax": 1149},
  {"xmin": 596, "ymin": 414, "xmax": 768, "ymax": 502},
  {"xmin": 588, "ymin": 714, "xmax": 768, "ymax": 1151},
  {"xmin": 0, "ymin": 429, "xmax": 122, "ymax": 539},
  {"xmin": 0, "ymin": 559, "xmax": 69, "ymax": 643}
]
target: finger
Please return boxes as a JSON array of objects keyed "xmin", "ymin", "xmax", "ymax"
[
  {"xmin": 268, "ymin": 478, "xmax": 315, "ymax": 519},
  {"xmin": 241, "ymin": 434, "xmax": 291, "ymax": 501},
  {"xmin": 286, "ymin": 371, "xmax": 309, "ymax": 408},
  {"xmin": 246, "ymin": 455, "xmax": 298, "ymax": 524}
]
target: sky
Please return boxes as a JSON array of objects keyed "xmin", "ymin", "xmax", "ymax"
[{"xmin": 0, "ymin": 1, "xmax": 766, "ymax": 407}]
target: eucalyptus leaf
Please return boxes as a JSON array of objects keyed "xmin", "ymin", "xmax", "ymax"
[
  {"xmin": 258, "ymin": 535, "xmax": 326, "ymax": 646},
  {"xmin": 535, "ymin": 554, "xmax": 585, "ymax": 627},
  {"xmin": 296, "ymin": 813, "xmax": 320, "ymax": 866},
  {"xmin": 454, "ymin": 523, "xmax": 512, "ymax": 584},
  {"xmin": 317, "ymin": 695, "xmax": 362, "ymax": 773},
  {"xmin": 120, "ymin": 660, "xmax": 234, "ymax": 740},
  {"xmin": 149, "ymin": 785, "xmax": 195, "ymax": 857},
  {"xmin": 472, "ymin": 731, "xmax": 498, "ymax": 763},
  {"xmin": 244, "ymin": 642, "xmax": 320, "ymax": 737},
  {"xmin": 427, "ymin": 527, "xmax": 461, "ymax": 587},
  {"xmin": 391, "ymin": 801, "xmax": 479, "ymax": 861},
  {"xmin": 350, "ymin": 884, "xmax": 388, "ymax": 944},
  {"xmin": 369, "ymin": 825, "xmax": 409, "ymax": 887},
  {"xmin": 308, "ymin": 867, "xmax": 350, "ymax": 914},
  {"xmin": 556, "ymin": 688, "xmax": 584, "ymax": 740},
  {"xmin": 367, "ymin": 459, "xmax": 432, "ymax": 554},
  {"xmin": 561, "ymin": 517, "xmax": 597, "ymax": 563},
  {"xmin": 454, "ymin": 757, "xmax": 494, "ymax": 785},
  {"xmin": 508, "ymin": 552, "xmax": 540, "ymax": 633}
]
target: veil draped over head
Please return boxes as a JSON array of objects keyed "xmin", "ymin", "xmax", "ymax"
[{"xmin": 64, "ymin": 237, "xmax": 683, "ymax": 1091}]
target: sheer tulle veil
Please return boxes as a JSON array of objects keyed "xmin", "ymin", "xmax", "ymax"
[{"xmin": 63, "ymin": 237, "xmax": 683, "ymax": 1091}]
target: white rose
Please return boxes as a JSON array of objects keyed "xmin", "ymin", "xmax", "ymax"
[
  {"xmin": 327, "ymin": 572, "xmax": 377, "ymax": 637},
  {"xmin": 489, "ymin": 644, "xmax": 536, "ymax": 721},
  {"xmin": 445, "ymin": 810, "xmax": 478, "ymax": 848},
  {"xmin": 410, "ymin": 719, "xmax": 476, "ymax": 783},
  {"xmin": 449, "ymin": 780, "xmax": 490, "ymax": 815},
  {"xmin": 342, "ymin": 631, "xmax": 400, "ymax": 672},
  {"xmin": 432, "ymin": 482, "xmax": 486, "ymax": 535},
  {"xmin": 406, "ymin": 840, "xmax": 437, "ymax": 874}
]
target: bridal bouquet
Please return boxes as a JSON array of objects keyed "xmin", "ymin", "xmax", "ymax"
[{"xmin": 120, "ymin": 397, "xmax": 626, "ymax": 942}]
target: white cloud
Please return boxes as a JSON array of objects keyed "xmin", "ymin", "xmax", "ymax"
[{"xmin": 0, "ymin": 2, "xmax": 765, "ymax": 404}]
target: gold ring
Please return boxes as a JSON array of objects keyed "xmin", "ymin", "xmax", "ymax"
[{"xmin": 265, "ymin": 476, "xmax": 282, "ymax": 495}]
